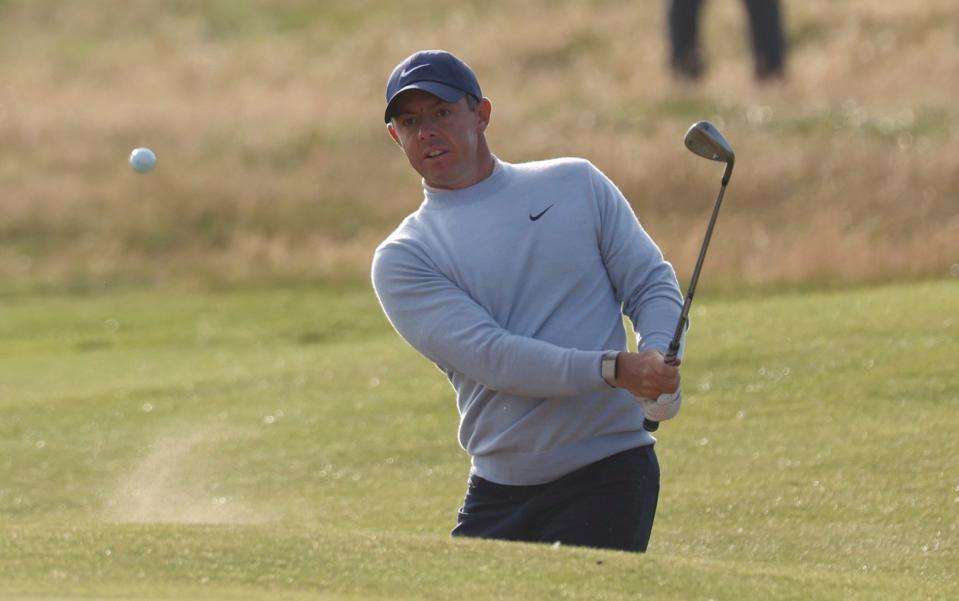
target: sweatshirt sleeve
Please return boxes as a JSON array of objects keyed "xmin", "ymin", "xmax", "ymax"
[
  {"xmin": 371, "ymin": 242, "xmax": 609, "ymax": 398},
  {"xmin": 589, "ymin": 164, "xmax": 686, "ymax": 354}
]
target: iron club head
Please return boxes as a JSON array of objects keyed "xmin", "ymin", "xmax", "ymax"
[{"xmin": 684, "ymin": 121, "xmax": 735, "ymax": 165}]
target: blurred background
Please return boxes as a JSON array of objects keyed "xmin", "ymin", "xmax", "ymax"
[{"xmin": 1, "ymin": 0, "xmax": 957, "ymax": 292}]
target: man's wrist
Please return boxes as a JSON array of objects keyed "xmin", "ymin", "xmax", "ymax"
[{"xmin": 601, "ymin": 351, "xmax": 620, "ymax": 387}]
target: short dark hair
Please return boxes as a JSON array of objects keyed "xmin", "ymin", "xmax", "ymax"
[{"xmin": 388, "ymin": 94, "xmax": 480, "ymax": 124}]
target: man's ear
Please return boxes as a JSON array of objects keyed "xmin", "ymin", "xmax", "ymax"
[
  {"xmin": 476, "ymin": 98, "xmax": 492, "ymax": 132},
  {"xmin": 387, "ymin": 123, "xmax": 402, "ymax": 147}
]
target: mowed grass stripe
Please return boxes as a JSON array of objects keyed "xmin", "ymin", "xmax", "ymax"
[
  {"xmin": 1, "ymin": 281, "xmax": 956, "ymax": 599},
  {"xmin": 0, "ymin": 524, "xmax": 949, "ymax": 601}
]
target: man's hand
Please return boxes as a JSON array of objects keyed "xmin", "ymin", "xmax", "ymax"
[{"xmin": 614, "ymin": 349, "xmax": 681, "ymax": 400}]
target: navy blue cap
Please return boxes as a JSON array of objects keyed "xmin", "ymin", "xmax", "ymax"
[{"xmin": 384, "ymin": 50, "xmax": 482, "ymax": 123}]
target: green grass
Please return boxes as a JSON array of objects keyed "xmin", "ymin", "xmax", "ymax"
[{"xmin": 1, "ymin": 281, "xmax": 957, "ymax": 599}]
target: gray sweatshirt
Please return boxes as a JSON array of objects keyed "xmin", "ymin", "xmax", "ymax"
[{"xmin": 372, "ymin": 157, "xmax": 684, "ymax": 485}]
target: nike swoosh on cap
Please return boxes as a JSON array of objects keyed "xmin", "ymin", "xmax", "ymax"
[{"xmin": 400, "ymin": 64, "xmax": 430, "ymax": 78}]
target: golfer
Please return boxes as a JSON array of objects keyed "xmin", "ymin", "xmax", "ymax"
[{"xmin": 372, "ymin": 50, "xmax": 685, "ymax": 552}]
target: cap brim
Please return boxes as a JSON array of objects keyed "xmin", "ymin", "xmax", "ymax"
[{"xmin": 384, "ymin": 81, "xmax": 467, "ymax": 123}]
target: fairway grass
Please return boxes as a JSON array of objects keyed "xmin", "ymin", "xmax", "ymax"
[{"xmin": 1, "ymin": 282, "xmax": 956, "ymax": 600}]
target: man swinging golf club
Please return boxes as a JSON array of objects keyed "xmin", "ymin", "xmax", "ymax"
[{"xmin": 372, "ymin": 49, "xmax": 687, "ymax": 552}]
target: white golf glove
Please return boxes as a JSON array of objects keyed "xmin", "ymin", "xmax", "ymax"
[{"xmin": 641, "ymin": 388, "xmax": 682, "ymax": 422}]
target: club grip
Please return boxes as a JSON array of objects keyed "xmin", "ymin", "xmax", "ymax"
[{"xmin": 645, "ymin": 343, "xmax": 682, "ymax": 432}]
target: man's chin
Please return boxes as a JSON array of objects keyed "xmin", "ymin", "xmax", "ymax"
[
  {"xmin": 422, "ymin": 168, "xmax": 463, "ymax": 190},
  {"xmin": 424, "ymin": 177, "xmax": 458, "ymax": 190}
]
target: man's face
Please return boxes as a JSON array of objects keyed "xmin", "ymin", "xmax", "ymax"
[{"xmin": 387, "ymin": 90, "xmax": 492, "ymax": 190}]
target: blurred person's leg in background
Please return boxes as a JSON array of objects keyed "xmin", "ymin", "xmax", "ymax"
[
  {"xmin": 743, "ymin": 0, "xmax": 786, "ymax": 80},
  {"xmin": 668, "ymin": 0, "xmax": 705, "ymax": 80}
]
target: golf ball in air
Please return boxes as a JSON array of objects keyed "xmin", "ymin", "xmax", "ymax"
[{"xmin": 129, "ymin": 147, "xmax": 157, "ymax": 173}]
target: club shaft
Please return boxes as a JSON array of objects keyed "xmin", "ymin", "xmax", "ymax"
[{"xmin": 645, "ymin": 161, "xmax": 733, "ymax": 433}]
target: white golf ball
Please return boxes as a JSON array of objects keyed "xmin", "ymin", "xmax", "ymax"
[{"xmin": 129, "ymin": 147, "xmax": 157, "ymax": 173}]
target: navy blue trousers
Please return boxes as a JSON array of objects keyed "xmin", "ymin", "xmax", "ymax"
[{"xmin": 451, "ymin": 445, "xmax": 660, "ymax": 552}]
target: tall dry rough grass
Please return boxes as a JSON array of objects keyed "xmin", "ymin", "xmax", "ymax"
[{"xmin": 1, "ymin": 0, "xmax": 957, "ymax": 289}]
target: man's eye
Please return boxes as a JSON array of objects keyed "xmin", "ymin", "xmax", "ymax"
[
  {"xmin": 402, "ymin": 117, "xmax": 417, "ymax": 127},
  {"xmin": 437, "ymin": 109, "xmax": 451, "ymax": 117}
]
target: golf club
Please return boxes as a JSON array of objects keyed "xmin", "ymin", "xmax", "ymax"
[{"xmin": 644, "ymin": 120, "xmax": 735, "ymax": 432}]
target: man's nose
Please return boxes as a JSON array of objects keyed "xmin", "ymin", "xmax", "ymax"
[{"xmin": 417, "ymin": 118, "xmax": 438, "ymax": 139}]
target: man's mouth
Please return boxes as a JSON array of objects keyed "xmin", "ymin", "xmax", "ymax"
[{"xmin": 424, "ymin": 149, "xmax": 448, "ymax": 160}]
